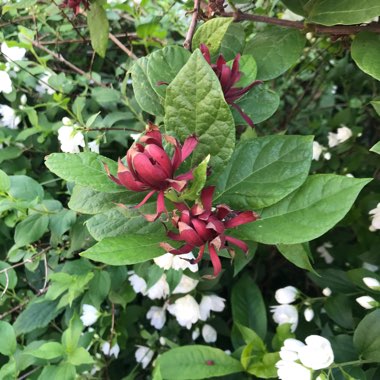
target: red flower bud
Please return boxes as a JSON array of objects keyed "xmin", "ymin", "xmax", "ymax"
[
  {"xmin": 105, "ymin": 123, "xmax": 198, "ymax": 221},
  {"xmin": 200, "ymin": 44, "xmax": 263, "ymax": 128},
  {"xmin": 161, "ymin": 186, "xmax": 259, "ymax": 277},
  {"xmin": 60, "ymin": 0, "xmax": 89, "ymax": 14}
]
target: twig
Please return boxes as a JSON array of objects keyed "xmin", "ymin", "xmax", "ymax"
[
  {"xmin": 39, "ymin": 252, "xmax": 49, "ymax": 294},
  {"xmin": 109, "ymin": 33, "xmax": 138, "ymax": 60},
  {"xmin": 38, "ymin": 33, "xmax": 133, "ymax": 45},
  {"xmin": 83, "ymin": 127, "xmax": 142, "ymax": 132},
  {"xmin": 222, "ymin": 11, "xmax": 380, "ymax": 36},
  {"xmin": 184, "ymin": 0, "xmax": 201, "ymax": 49}
]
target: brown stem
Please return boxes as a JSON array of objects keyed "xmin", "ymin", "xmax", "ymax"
[
  {"xmin": 109, "ymin": 33, "xmax": 138, "ymax": 60},
  {"xmin": 222, "ymin": 11, "xmax": 380, "ymax": 35},
  {"xmin": 83, "ymin": 127, "xmax": 141, "ymax": 132},
  {"xmin": 184, "ymin": 0, "xmax": 201, "ymax": 50}
]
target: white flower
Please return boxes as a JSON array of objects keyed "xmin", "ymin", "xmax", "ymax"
[
  {"xmin": 328, "ymin": 126, "xmax": 352, "ymax": 147},
  {"xmin": 167, "ymin": 294, "xmax": 200, "ymax": 329},
  {"xmin": 135, "ymin": 346, "xmax": 154, "ymax": 369},
  {"xmin": 88, "ymin": 140, "xmax": 100, "ymax": 153},
  {"xmin": 153, "ymin": 252, "xmax": 198, "ymax": 272},
  {"xmin": 146, "ymin": 275, "xmax": 169, "ymax": 300},
  {"xmin": 199, "ymin": 294, "xmax": 226, "ymax": 321},
  {"xmin": 58, "ymin": 126, "xmax": 85, "ymax": 153},
  {"xmin": 80, "ymin": 304, "xmax": 100, "ymax": 326},
  {"xmin": 101, "ymin": 342, "xmax": 120, "ymax": 358},
  {"xmin": 356, "ymin": 295, "xmax": 377, "ymax": 309},
  {"xmin": 363, "ymin": 277, "xmax": 380, "ymax": 290},
  {"xmin": 281, "ymin": 9, "xmax": 304, "ymax": 21},
  {"xmin": 316, "ymin": 242, "xmax": 334, "ymax": 264},
  {"xmin": 304, "ymin": 307, "xmax": 314, "ymax": 322},
  {"xmin": 146, "ymin": 306, "xmax": 166, "ymax": 330},
  {"xmin": 62, "ymin": 117, "xmax": 72, "ymax": 126},
  {"xmin": 129, "ymin": 273, "xmax": 147, "ymax": 294},
  {"xmin": 312, "ymin": 141, "xmax": 323, "ymax": 161},
  {"xmin": 1, "ymin": 42, "xmax": 26, "ymax": 61},
  {"xmin": 159, "ymin": 337, "xmax": 166, "ymax": 346},
  {"xmin": 323, "ymin": 152, "xmax": 331, "ymax": 160},
  {"xmin": 0, "ymin": 71, "xmax": 13, "ymax": 94},
  {"xmin": 153, "ymin": 253, "xmax": 173, "ymax": 270},
  {"xmin": 280, "ymin": 338, "xmax": 305, "ymax": 361},
  {"xmin": 0, "ymin": 105, "xmax": 21, "ymax": 129},
  {"xmin": 36, "ymin": 72, "xmax": 55, "ymax": 95},
  {"xmin": 369, "ymin": 203, "xmax": 380, "ymax": 231},
  {"xmin": 276, "ymin": 360, "xmax": 311, "ymax": 380},
  {"xmin": 20, "ymin": 94, "xmax": 27, "ymax": 105},
  {"xmin": 192, "ymin": 327, "xmax": 200, "ymax": 340},
  {"xmin": 202, "ymin": 324, "xmax": 217, "ymax": 343},
  {"xmin": 275, "ymin": 286, "xmax": 299, "ymax": 304},
  {"xmin": 173, "ymin": 274, "xmax": 199, "ymax": 294},
  {"xmin": 130, "ymin": 132, "xmax": 142, "ymax": 141},
  {"xmin": 271, "ymin": 305, "xmax": 298, "ymax": 332},
  {"xmin": 298, "ymin": 335, "xmax": 334, "ymax": 370}
]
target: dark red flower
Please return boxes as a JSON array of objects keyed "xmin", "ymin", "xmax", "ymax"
[
  {"xmin": 105, "ymin": 122, "xmax": 198, "ymax": 221},
  {"xmin": 60, "ymin": 0, "xmax": 89, "ymax": 15},
  {"xmin": 161, "ymin": 186, "xmax": 259, "ymax": 277},
  {"xmin": 200, "ymin": 44, "xmax": 263, "ymax": 128}
]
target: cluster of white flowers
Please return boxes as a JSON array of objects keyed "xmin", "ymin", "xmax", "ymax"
[
  {"xmin": 327, "ymin": 126, "xmax": 353, "ymax": 148},
  {"xmin": 57, "ymin": 117, "xmax": 100, "ymax": 153},
  {"xmin": 312, "ymin": 141, "xmax": 331, "ymax": 161},
  {"xmin": 355, "ymin": 277, "xmax": 380, "ymax": 309},
  {"xmin": 271, "ymin": 286, "xmax": 299, "ymax": 332},
  {"xmin": 101, "ymin": 341, "xmax": 120, "ymax": 358},
  {"xmin": 276, "ymin": 336, "xmax": 334, "ymax": 380},
  {"xmin": 0, "ymin": 104, "xmax": 21, "ymax": 129},
  {"xmin": 368, "ymin": 203, "xmax": 380, "ymax": 232},
  {"xmin": 1, "ymin": 42, "xmax": 26, "ymax": 62}
]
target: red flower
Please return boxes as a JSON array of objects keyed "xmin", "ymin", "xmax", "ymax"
[
  {"xmin": 105, "ymin": 122, "xmax": 198, "ymax": 221},
  {"xmin": 200, "ymin": 44, "xmax": 263, "ymax": 127},
  {"xmin": 161, "ymin": 186, "xmax": 259, "ymax": 277},
  {"xmin": 60, "ymin": 0, "xmax": 89, "ymax": 15}
]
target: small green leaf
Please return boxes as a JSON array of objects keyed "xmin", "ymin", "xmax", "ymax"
[
  {"xmin": 351, "ymin": 32, "xmax": 380, "ymax": 81},
  {"xmin": 244, "ymin": 27, "xmax": 306, "ymax": 80},
  {"xmin": 0, "ymin": 321, "xmax": 17, "ymax": 356},
  {"xmin": 371, "ymin": 100, "xmax": 380, "ymax": 116},
  {"xmin": 0, "ymin": 169, "xmax": 10, "ymax": 192},
  {"xmin": 157, "ymin": 345, "xmax": 244, "ymax": 379},
  {"xmin": 192, "ymin": 18, "xmax": 233, "ymax": 57},
  {"xmin": 28, "ymin": 342, "xmax": 65, "ymax": 360},
  {"xmin": 246, "ymin": 352, "xmax": 280, "ymax": 378},
  {"xmin": 9, "ymin": 175, "xmax": 44, "ymax": 201},
  {"xmin": 45, "ymin": 152, "xmax": 123, "ymax": 193},
  {"xmin": 14, "ymin": 214, "xmax": 49, "ymax": 247},
  {"xmin": 38, "ymin": 363, "xmax": 76, "ymax": 380},
  {"xmin": 67, "ymin": 347, "xmax": 94, "ymax": 366},
  {"xmin": 353, "ymin": 309, "xmax": 380, "ymax": 361},
  {"xmin": 0, "ymin": 261, "xmax": 18, "ymax": 290},
  {"xmin": 87, "ymin": 2, "xmax": 109, "ymax": 57},
  {"xmin": 277, "ymin": 243, "xmax": 316, "ymax": 273},
  {"xmin": 81, "ymin": 233, "xmax": 168, "ymax": 265}
]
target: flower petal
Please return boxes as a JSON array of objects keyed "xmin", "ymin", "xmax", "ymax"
[
  {"xmin": 200, "ymin": 186, "xmax": 215, "ymax": 212},
  {"xmin": 208, "ymin": 243, "xmax": 222, "ymax": 277},
  {"xmin": 225, "ymin": 235, "xmax": 249, "ymax": 253},
  {"xmin": 224, "ymin": 211, "xmax": 259, "ymax": 228},
  {"xmin": 180, "ymin": 135, "xmax": 198, "ymax": 164},
  {"xmin": 178, "ymin": 222, "xmax": 204, "ymax": 246},
  {"xmin": 132, "ymin": 152, "xmax": 168, "ymax": 188},
  {"xmin": 145, "ymin": 190, "xmax": 166, "ymax": 221},
  {"xmin": 145, "ymin": 143, "xmax": 173, "ymax": 177}
]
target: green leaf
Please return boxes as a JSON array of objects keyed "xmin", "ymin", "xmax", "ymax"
[
  {"xmin": 0, "ymin": 146, "xmax": 22, "ymax": 164},
  {"xmin": 272, "ymin": 324, "xmax": 295, "ymax": 351},
  {"xmin": 236, "ymin": 323, "xmax": 266, "ymax": 348},
  {"xmin": 307, "ymin": 0, "xmax": 380, "ymax": 26},
  {"xmin": 147, "ymin": 46, "xmax": 191, "ymax": 98},
  {"xmin": 87, "ymin": 2, "xmax": 109, "ymax": 57},
  {"xmin": 0, "ymin": 321, "xmax": 17, "ymax": 356},
  {"xmin": 233, "ymin": 241, "xmax": 257, "ymax": 277},
  {"xmin": 165, "ymin": 49, "xmax": 235, "ymax": 169},
  {"xmin": 246, "ymin": 352, "xmax": 279, "ymax": 378},
  {"xmin": 215, "ymin": 135, "xmax": 312, "ymax": 209},
  {"xmin": 92, "ymin": 87, "xmax": 121, "ymax": 107},
  {"xmin": 353, "ymin": 309, "xmax": 380, "ymax": 361},
  {"xmin": 157, "ymin": 345, "xmax": 244, "ymax": 379},
  {"xmin": 62, "ymin": 315, "xmax": 83, "ymax": 353},
  {"xmin": 325, "ymin": 294, "xmax": 354, "ymax": 329},
  {"xmin": 45, "ymin": 152, "xmax": 123, "ymax": 193},
  {"xmin": 14, "ymin": 214, "xmax": 49, "ymax": 247},
  {"xmin": 0, "ymin": 261, "xmax": 18, "ymax": 290},
  {"xmin": 231, "ymin": 275, "xmax": 267, "ymax": 340},
  {"xmin": 277, "ymin": 243, "xmax": 316, "ymax": 273},
  {"xmin": 130, "ymin": 57, "xmax": 164, "ymax": 116},
  {"xmin": 351, "ymin": 32, "xmax": 380, "ymax": 81},
  {"xmin": 192, "ymin": 18, "xmax": 233, "ymax": 57},
  {"xmin": 67, "ymin": 347, "xmax": 94, "ymax": 366},
  {"xmin": 38, "ymin": 363, "xmax": 76, "ymax": 380},
  {"xmin": 220, "ymin": 23, "xmax": 246, "ymax": 61},
  {"xmin": 81, "ymin": 233, "xmax": 168, "ymax": 265},
  {"xmin": 28, "ymin": 342, "xmax": 65, "ymax": 360},
  {"xmin": 9, "ymin": 175, "xmax": 44, "ymax": 201},
  {"xmin": 13, "ymin": 299, "xmax": 61, "ymax": 335},
  {"xmin": 68, "ymin": 185, "xmax": 140, "ymax": 214},
  {"xmin": 281, "ymin": 0, "xmax": 308, "ymax": 16},
  {"xmin": 236, "ymin": 175, "xmax": 372, "ymax": 244},
  {"xmin": 0, "ymin": 169, "xmax": 10, "ymax": 192},
  {"xmin": 229, "ymin": 55, "xmax": 257, "ymax": 88},
  {"xmin": 244, "ymin": 27, "xmax": 306, "ymax": 80},
  {"xmin": 371, "ymin": 100, "xmax": 380, "ymax": 116},
  {"xmin": 86, "ymin": 207, "xmax": 162, "ymax": 241},
  {"xmin": 49, "ymin": 209, "xmax": 76, "ymax": 238},
  {"xmin": 232, "ymin": 85, "xmax": 280, "ymax": 125}
]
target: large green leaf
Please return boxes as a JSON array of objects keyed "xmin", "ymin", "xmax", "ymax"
[
  {"xmin": 68, "ymin": 185, "xmax": 141, "ymax": 214},
  {"xmin": 192, "ymin": 18, "xmax": 233, "ymax": 57},
  {"xmin": 130, "ymin": 57, "xmax": 164, "ymax": 116},
  {"xmin": 86, "ymin": 207, "xmax": 162, "ymax": 241},
  {"xmin": 87, "ymin": 2, "xmax": 109, "ymax": 57},
  {"xmin": 165, "ymin": 49, "xmax": 235, "ymax": 169},
  {"xmin": 220, "ymin": 23, "xmax": 246, "ymax": 61},
  {"xmin": 307, "ymin": 0, "xmax": 380, "ymax": 26},
  {"xmin": 14, "ymin": 214, "xmax": 49, "ymax": 247},
  {"xmin": 215, "ymin": 135, "xmax": 312, "ymax": 209},
  {"xmin": 232, "ymin": 85, "xmax": 280, "ymax": 126},
  {"xmin": 277, "ymin": 243, "xmax": 316, "ymax": 273},
  {"xmin": 353, "ymin": 310, "xmax": 380, "ymax": 361},
  {"xmin": 244, "ymin": 27, "xmax": 306, "ymax": 81},
  {"xmin": 9, "ymin": 175, "xmax": 44, "ymax": 201},
  {"xmin": 235, "ymin": 175, "xmax": 371, "ymax": 244},
  {"xmin": 231, "ymin": 275, "xmax": 267, "ymax": 340},
  {"xmin": 81, "ymin": 233, "xmax": 168, "ymax": 265},
  {"xmin": 157, "ymin": 345, "xmax": 243, "ymax": 379},
  {"xmin": 0, "ymin": 322, "xmax": 16, "ymax": 356},
  {"xmin": 351, "ymin": 32, "xmax": 380, "ymax": 81},
  {"xmin": 281, "ymin": 0, "xmax": 308, "ymax": 16},
  {"xmin": 45, "ymin": 152, "xmax": 123, "ymax": 193},
  {"xmin": 147, "ymin": 46, "xmax": 190, "ymax": 98}
]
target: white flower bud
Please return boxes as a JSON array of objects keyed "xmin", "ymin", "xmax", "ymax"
[
  {"xmin": 101, "ymin": 342, "xmax": 120, "ymax": 358},
  {"xmin": 62, "ymin": 117, "xmax": 72, "ymax": 126},
  {"xmin": 146, "ymin": 306, "xmax": 166, "ymax": 330},
  {"xmin": 363, "ymin": 277, "xmax": 380, "ymax": 290},
  {"xmin": 202, "ymin": 324, "xmax": 217, "ymax": 343},
  {"xmin": 304, "ymin": 307, "xmax": 314, "ymax": 322},
  {"xmin": 275, "ymin": 286, "xmax": 299, "ymax": 304},
  {"xmin": 135, "ymin": 346, "xmax": 154, "ymax": 369},
  {"xmin": 356, "ymin": 295, "xmax": 377, "ymax": 309},
  {"xmin": 192, "ymin": 327, "xmax": 200, "ymax": 341},
  {"xmin": 271, "ymin": 305, "xmax": 298, "ymax": 332},
  {"xmin": 20, "ymin": 94, "xmax": 27, "ymax": 105},
  {"xmin": 322, "ymin": 287, "xmax": 332, "ymax": 297}
]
